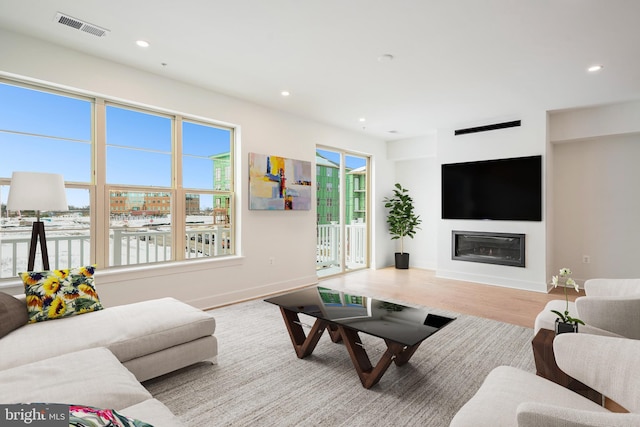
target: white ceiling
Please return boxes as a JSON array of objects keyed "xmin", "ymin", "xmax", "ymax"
[{"xmin": 1, "ymin": 0, "xmax": 639, "ymax": 140}]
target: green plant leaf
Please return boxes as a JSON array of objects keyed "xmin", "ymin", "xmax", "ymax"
[
  {"xmin": 550, "ymin": 309, "xmax": 567, "ymax": 322},
  {"xmin": 383, "ymin": 183, "xmax": 422, "ymax": 252}
]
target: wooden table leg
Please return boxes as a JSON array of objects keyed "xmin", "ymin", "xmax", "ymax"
[
  {"xmin": 280, "ymin": 307, "xmax": 328, "ymax": 358},
  {"xmin": 338, "ymin": 326, "xmax": 422, "ymax": 389},
  {"xmin": 327, "ymin": 324, "xmax": 343, "ymax": 343},
  {"xmin": 278, "ymin": 308, "xmax": 422, "ymax": 388}
]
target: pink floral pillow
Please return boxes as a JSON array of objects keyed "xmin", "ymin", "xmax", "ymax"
[{"xmin": 69, "ymin": 405, "xmax": 152, "ymax": 426}]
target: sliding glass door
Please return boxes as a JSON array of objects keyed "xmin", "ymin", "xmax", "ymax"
[{"xmin": 316, "ymin": 147, "xmax": 369, "ymax": 277}]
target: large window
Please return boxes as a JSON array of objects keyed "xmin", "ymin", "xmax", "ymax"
[{"xmin": 0, "ymin": 80, "xmax": 235, "ymax": 280}]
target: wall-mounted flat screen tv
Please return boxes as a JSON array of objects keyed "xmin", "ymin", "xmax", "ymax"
[{"xmin": 441, "ymin": 155, "xmax": 542, "ymax": 221}]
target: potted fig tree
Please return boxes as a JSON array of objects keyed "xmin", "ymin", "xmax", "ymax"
[{"xmin": 383, "ymin": 183, "xmax": 422, "ymax": 269}]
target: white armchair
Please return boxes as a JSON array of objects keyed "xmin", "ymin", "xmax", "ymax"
[
  {"xmin": 450, "ymin": 333, "xmax": 640, "ymax": 427},
  {"xmin": 534, "ymin": 278, "xmax": 640, "ymax": 339}
]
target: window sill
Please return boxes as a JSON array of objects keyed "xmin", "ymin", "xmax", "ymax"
[
  {"xmin": 97, "ymin": 255, "xmax": 245, "ymax": 284},
  {"xmin": 0, "ymin": 255, "xmax": 245, "ymax": 291}
]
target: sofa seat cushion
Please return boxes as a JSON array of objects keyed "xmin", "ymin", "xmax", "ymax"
[
  {"xmin": 120, "ymin": 398, "xmax": 186, "ymax": 427},
  {"xmin": 0, "ymin": 297, "xmax": 215, "ymax": 371},
  {"xmin": 0, "ymin": 347, "xmax": 152, "ymax": 410},
  {"xmin": 450, "ymin": 366, "xmax": 608, "ymax": 427}
]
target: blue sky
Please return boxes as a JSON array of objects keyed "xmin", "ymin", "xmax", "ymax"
[
  {"xmin": 0, "ymin": 82, "xmax": 230, "ymax": 208},
  {"xmin": 316, "ymin": 148, "xmax": 366, "ymax": 170}
]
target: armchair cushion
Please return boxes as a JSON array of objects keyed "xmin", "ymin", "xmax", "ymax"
[
  {"xmin": 575, "ymin": 296, "xmax": 640, "ymax": 339},
  {"xmin": 584, "ymin": 279, "xmax": 640, "ymax": 297},
  {"xmin": 554, "ymin": 333, "xmax": 640, "ymax": 413},
  {"xmin": 449, "ymin": 366, "xmax": 607, "ymax": 427},
  {"xmin": 533, "ymin": 300, "xmax": 623, "ymax": 338}
]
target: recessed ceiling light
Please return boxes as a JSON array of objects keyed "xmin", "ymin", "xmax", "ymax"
[
  {"xmin": 136, "ymin": 40, "xmax": 150, "ymax": 48},
  {"xmin": 281, "ymin": 91, "xmax": 290, "ymax": 97},
  {"xmin": 359, "ymin": 117, "xmax": 366, "ymax": 122},
  {"xmin": 377, "ymin": 54, "xmax": 394, "ymax": 62},
  {"xmin": 587, "ymin": 64, "xmax": 603, "ymax": 72}
]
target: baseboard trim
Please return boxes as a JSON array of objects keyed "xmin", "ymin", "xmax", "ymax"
[
  {"xmin": 192, "ymin": 275, "xmax": 319, "ymax": 310},
  {"xmin": 436, "ymin": 269, "xmax": 547, "ymax": 293}
]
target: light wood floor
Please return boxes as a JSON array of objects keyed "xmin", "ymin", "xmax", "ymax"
[
  {"xmin": 319, "ymin": 267, "xmax": 584, "ymax": 329},
  {"xmin": 319, "ymin": 268, "xmax": 633, "ymax": 412}
]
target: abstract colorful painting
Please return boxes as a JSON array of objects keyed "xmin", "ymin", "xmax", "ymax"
[{"xmin": 249, "ymin": 153, "xmax": 312, "ymax": 210}]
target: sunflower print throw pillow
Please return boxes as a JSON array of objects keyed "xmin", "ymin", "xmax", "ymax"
[{"xmin": 20, "ymin": 265, "xmax": 103, "ymax": 323}]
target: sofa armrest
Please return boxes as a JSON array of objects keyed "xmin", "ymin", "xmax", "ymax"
[
  {"xmin": 554, "ymin": 334, "xmax": 640, "ymax": 413},
  {"xmin": 576, "ymin": 296, "xmax": 640, "ymax": 339},
  {"xmin": 517, "ymin": 402, "xmax": 640, "ymax": 427}
]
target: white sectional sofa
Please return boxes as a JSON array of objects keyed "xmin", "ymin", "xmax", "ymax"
[{"xmin": 0, "ymin": 293, "xmax": 217, "ymax": 426}]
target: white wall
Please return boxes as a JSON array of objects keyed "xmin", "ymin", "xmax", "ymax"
[
  {"xmin": 550, "ymin": 102, "xmax": 640, "ymax": 284},
  {"xmin": 436, "ymin": 112, "xmax": 549, "ymax": 292},
  {"xmin": 386, "ymin": 134, "xmax": 438, "ymax": 270},
  {"xmin": 0, "ymin": 29, "xmax": 393, "ymax": 308},
  {"xmin": 388, "ymin": 114, "xmax": 550, "ymax": 292},
  {"xmin": 550, "ymin": 100, "xmax": 640, "ymax": 143},
  {"xmin": 386, "ymin": 103, "xmax": 640, "ymax": 293}
]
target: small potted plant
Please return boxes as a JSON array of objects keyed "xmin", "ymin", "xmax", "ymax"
[
  {"xmin": 383, "ymin": 183, "xmax": 422, "ymax": 269},
  {"xmin": 550, "ymin": 268, "xmax": 585, "ymax": 334}
]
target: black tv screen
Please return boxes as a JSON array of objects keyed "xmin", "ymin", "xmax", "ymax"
[{"xmin": 441, "ymin": 155, "xmax": 542, "ymax": 221}]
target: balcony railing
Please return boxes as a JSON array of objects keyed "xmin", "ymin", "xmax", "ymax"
[
  {"xmin": 1, "ymin": 222, "xmax": 364, "ymax": 278},
  {"xmin": 316, "ymin": 222, "xmax": 367, "ymax": 270},
  {"xmin": 0, "ymin": 226, "xmax": 231, "ymax": 278}
]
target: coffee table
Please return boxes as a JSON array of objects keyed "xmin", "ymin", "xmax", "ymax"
[{"xmin": 265, "ymin": 286, "xmax": 455, "ymax": 388}]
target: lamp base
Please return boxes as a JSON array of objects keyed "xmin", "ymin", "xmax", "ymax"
[{"xmin": 28, "ymin": 221, "xmax": 49, "ymax": 271}]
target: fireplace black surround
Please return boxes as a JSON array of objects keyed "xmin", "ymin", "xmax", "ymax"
[{"xmin": 452, "ymin": 231, "xmax": 525, "ymax": 267}]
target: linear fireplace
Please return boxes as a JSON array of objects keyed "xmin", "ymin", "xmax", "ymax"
[{"xmin": 452, "ymin": 231, "xmax": 525, "ymax": 267}]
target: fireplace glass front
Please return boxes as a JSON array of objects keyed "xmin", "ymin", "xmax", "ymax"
[{"xmin": 452, "ymin": 231, "xmax": 525, "ymax": 267}]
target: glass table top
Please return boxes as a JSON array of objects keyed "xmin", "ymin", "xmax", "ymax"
[{"xmin": 265, "ymin": 286, "xmax": 455, "ymax": 346}]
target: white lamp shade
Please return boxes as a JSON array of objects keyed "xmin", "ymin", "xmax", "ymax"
[{"xmin": 6, "ymin": 171, "xmax": 69, "ymax": 212}]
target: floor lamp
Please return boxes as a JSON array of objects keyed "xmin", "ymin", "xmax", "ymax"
[{"xmin": 6, "ymin": 172, "xmax": 69, "ymax": 271}]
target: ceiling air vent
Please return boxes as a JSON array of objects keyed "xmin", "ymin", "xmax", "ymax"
[
  {"xmin": 454, "ymin": 120, "xmax": 521, "ymax": 136},
  {"xmin": 54, "ymin": 12, "xmax": 110, "ymax": 37}
]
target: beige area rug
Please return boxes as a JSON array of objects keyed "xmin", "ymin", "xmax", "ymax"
[{"xmin": 144, "ymin": 297, "xmax": 535, "ymax": 426}]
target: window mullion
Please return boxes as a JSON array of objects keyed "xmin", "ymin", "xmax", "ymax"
[
  {"xmin": 94, "ymin": 98, "xmax": 108, "ymax": 268},
  {"xmin": 174, "ymin": 116, "xmax": 185, "ymax": 261}
]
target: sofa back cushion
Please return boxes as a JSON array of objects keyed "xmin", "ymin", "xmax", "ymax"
[{"xmin": 0, "ymin": 292, "xmax": 28, "ymax": 338}]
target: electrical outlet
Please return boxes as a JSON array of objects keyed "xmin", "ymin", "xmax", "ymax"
[
  {"xmin": 582, "ymin": 255, "xmax": 590, "ymax": 264},
  {"xmin": 269, "ymin": 257, "xmax": 275, "ymax": 265}
]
